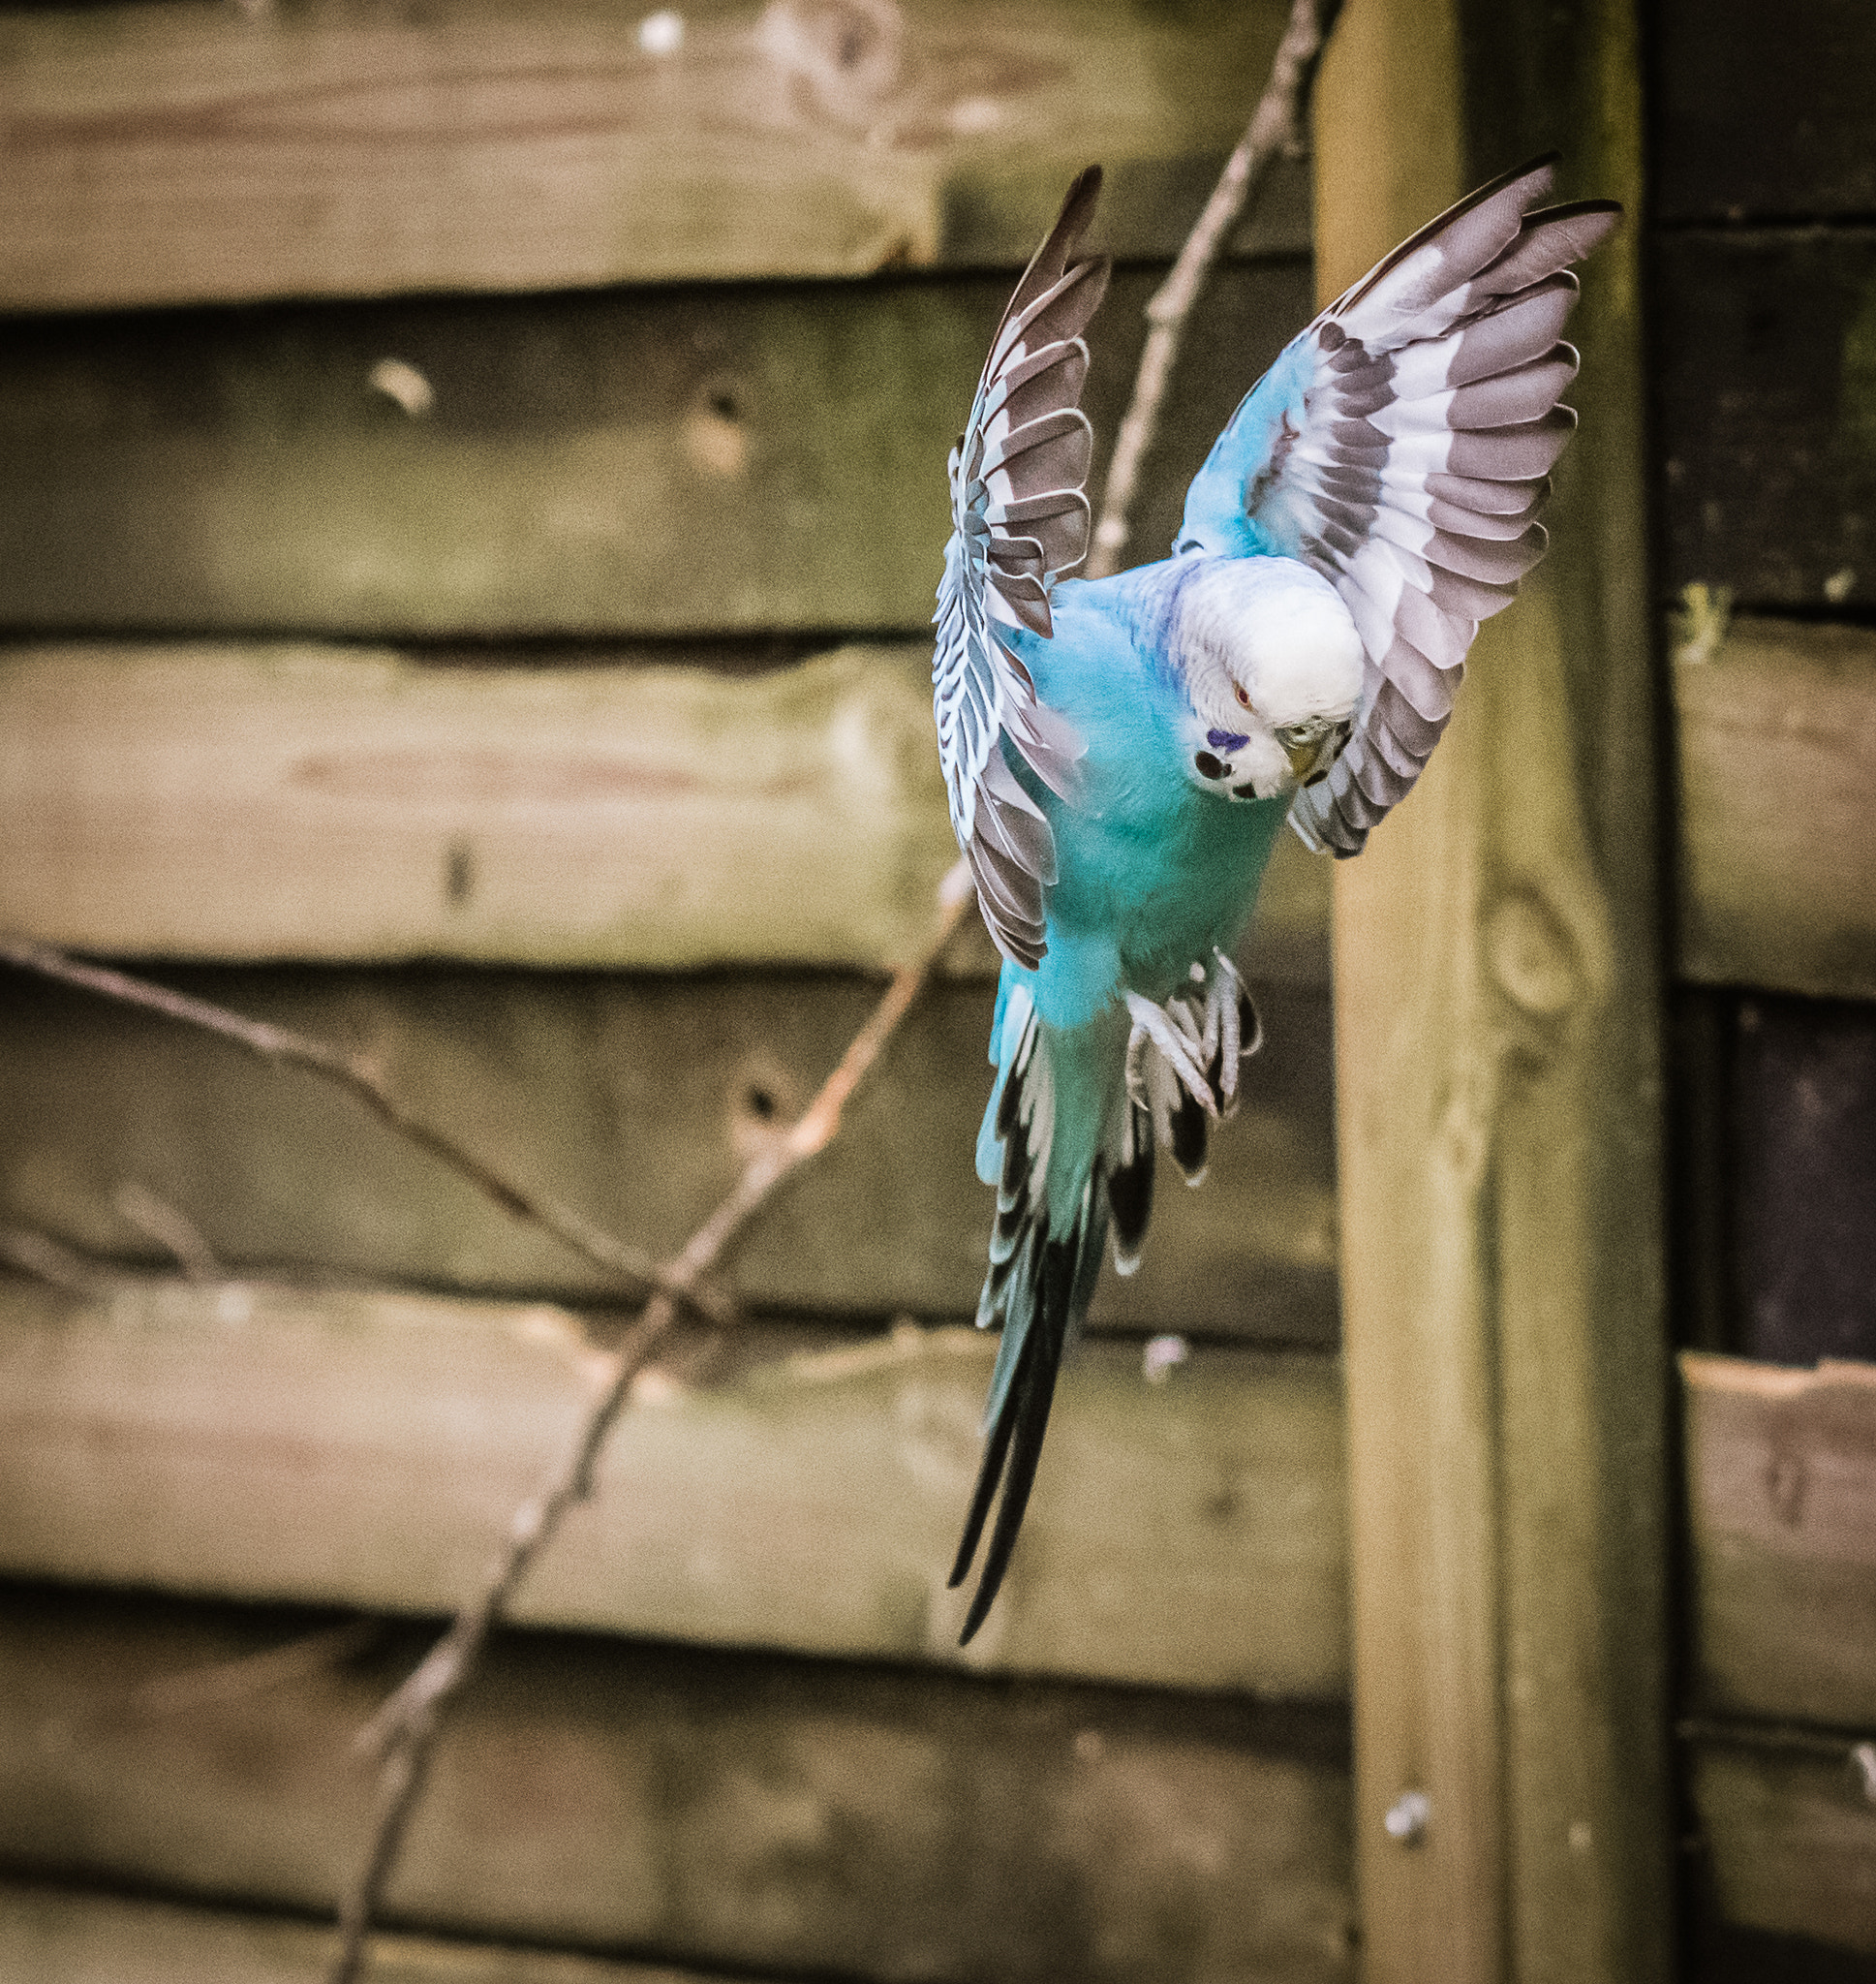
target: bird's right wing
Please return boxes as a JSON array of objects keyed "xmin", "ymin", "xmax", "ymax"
[
  {"xmin": 934, "ymin": 168, "xmax": 1110, "ymax": 965},
  {"xmin": 1175, "ymin": 158, "xmax": 1621, "ymax": 855}
]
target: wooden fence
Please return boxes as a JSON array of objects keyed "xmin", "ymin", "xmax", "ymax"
[
  {"xmin": 1652, "ymin": 0, "xmax": 1876, "ymax": 1965},
  {"xmin": 0, "ymin": 0, "xmax": 1872, "ymax": 1978}
]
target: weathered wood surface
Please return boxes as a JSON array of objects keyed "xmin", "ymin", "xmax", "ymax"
[
  {"xmin": 0, "ymin": 1584, "xmax": 1357, "ymax": 1982},
  {"xmin": 0, "ymin": 965, "xmax": 1339, "ymax": 1338},
  {"xmin": 0, "ymin": 1277, "xmax": 1349, "ymax": 1694},
  {"xmin": 1655, "ymin": 230, "xmax": 1876, "ymax": 612},
  {"xmin": 1652, "ymin": 0, "xmax": 1876, "ymax": 224},
  {"xmin": 1688, "ymin": 1729, "xmax": 1876, "ymax": 1959},
  {"xmin": 0, "ymin": 641, "xmax": 956, "ymax": 973},
  {"xmin": 6, "ymin": 611, "xmax": 1872, "ymax": 996},
  {"xmin": 0, "ymin": 1879, "xmax": 721, "ymax": 1984},
  {"xmin": 1319, "ymin": 8, "xmax": 1671, "ymax": 1983},
  {"xmin": 1675, "ymin": 615, "xmax": 1876, "ymax": 1003},
  {"xmin": 1724, "ymin": 994, "xmax": 1876, "ymax": 1367},
  {"xmin": 1683, "ymin": 1351, "xmax": 1876, "ymax": 1731},
  {"xmin": 0, "ymin": 637, "xmax": 1331, "ymax": 982},
  {"xmin": 0, "ymin": 0, "xmax": 1309, "ymax": 311},
  {"xmin": 0, "ymin": 259, "xmax": 1311, "ymax": 638}
]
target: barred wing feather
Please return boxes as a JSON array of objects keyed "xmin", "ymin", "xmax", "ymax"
[
  {"xmin": 934, "ymin": 166, "xmax": 1110, "ymax": 964},
  {"xmin": 1176, "ymin": 156, "xmax": 1621, "ymax": 855}
]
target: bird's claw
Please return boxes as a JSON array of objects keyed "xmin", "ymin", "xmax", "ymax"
[{"xmin": 1123, "ymin": 951, "xmax": 1262, "ymax": 1124}]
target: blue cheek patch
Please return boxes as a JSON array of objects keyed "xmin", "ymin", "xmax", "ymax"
[{"xmin": 1207, "ymin": 728, "xmax": 1250, "ymax": 752}]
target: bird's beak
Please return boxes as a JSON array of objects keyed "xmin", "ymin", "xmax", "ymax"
[
  {"xmin": 1277, "ymin": 717, "xmax": 1354, "ymax": 787},
  {"xmin": 1281, "ymin": 734, "xmax": 1323, "ymax": 782}
]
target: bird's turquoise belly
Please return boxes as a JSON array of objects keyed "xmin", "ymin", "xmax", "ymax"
[{"xmin": 1035, "ymin": 781, "xmax": 1290, "ymax": 1021}]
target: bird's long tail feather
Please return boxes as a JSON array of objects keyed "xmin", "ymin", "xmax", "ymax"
[
  {"xmin": 952, "ymin": 962, "xmax": 1261, "ymax": 1642},
  {"xmin": 951, "ymin": 982, "xmax": 1114, "ymax": 1642}
]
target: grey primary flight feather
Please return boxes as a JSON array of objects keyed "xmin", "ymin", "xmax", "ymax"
[
  {"xmin": 933, "ymin": 166, "xmax": 1111, "ymax": 965},
  {"xmin": 1176, "ymin": 155, "xmax": 1621, "ymax": 854}
]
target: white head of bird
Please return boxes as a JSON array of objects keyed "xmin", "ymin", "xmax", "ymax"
[{"xmin": 1173, "ymin": 554, "xmax": 1365, "ymax": 801}]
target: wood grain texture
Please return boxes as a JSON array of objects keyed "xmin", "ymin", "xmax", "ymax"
[
  {"xmin": 1318, "ymin": 6, "xmax": 1671, "ymax": 1981},
  {"xmin": 1655, "ymin": 230, "xmax": 1876, "ymax": 612},
  {"xmin": 0, "ymin": 251, "xmax": 1312, "ymax": 639},
  {"xmin": 0, "ymin": 964, "xmax": 1339, "ymax": 1339},
  {"xmin": 1652, "ymin": 0, "xmax": 1876, "ymax": 223},
  {"xmin": 0, "ymin": 641, "xmax": 955, "ymax": 972},
  {"xmin": 0, "ymin": 1585, "xmax": 1357, "ymax": 1982},
  {"xmin": 0, "ymin": 1880, "xmax": 720, "ymax": 1984},
  {"xmin": 1683, "ymin": 1351, "xmax": 1876, "ymax": 1731},
  {"xmin": 0, "ymin": 1277, "xmax": 1350, "ymax": 1694},
  {"xmin": 0, "ymin": 637, "xmax": 1331, "ymax": 982},
  {"xmin": 1688, "ymin": 1731, "xmax": 1876, "ymax": 1958},
  {"xmin": 1675, "ymin": 616, "xmax": 1876, "ymax": 1002},
  {"xmin": 0, "ymin": 0, "xmax": 1309, "ymax": 310},
  {"xmin": 20, "ymin": 608, "xmax": 1873, "ymax": 994}
]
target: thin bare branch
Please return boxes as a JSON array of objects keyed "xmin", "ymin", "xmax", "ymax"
[
  {"xmin": 0, "ymin": 1224, "xmax": 109, "ymax": 1296},
  {"xmin": 0, "ymin": 934, "xmax": 734, "ymax": 1331},
  {"xmin": 1084, "ymin": 0, "xmax": 1343, "ymax": 579},
  {"xmin": 114, "ymin": 1180, "xmax": 220, "ymax": 1283},
  {"xmin": 327, "ymin": 863, "xmax": 974, "ymax": 1984},
  {"xmin": 134, "ymin": 1620, "xmax": 380, "ymax": 1716}
]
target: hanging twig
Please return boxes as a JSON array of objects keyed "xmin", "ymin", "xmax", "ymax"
[
  {"xmin": 0, "ymin": 1224, "xmax": 109, "ymax": 1296},
  {"xmin": 0, "ymin": 934, "xmax": 734, "ymax": 1331},
  {"xmin": 325, "ymin": 861, "xmax": 975, "ymax": 1984},
  {"xmin": 1084, "ymin": 0, "xmax": 1343, "ymax": 579},
  {"xmin": 114, "ymin": 1179, "xmax": 221, "ymax": 1284}
]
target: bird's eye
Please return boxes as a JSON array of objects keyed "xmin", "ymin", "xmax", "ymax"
[{"xmin": 1234, "ymin": 684, "xmax": 1253, "ymax": 710}]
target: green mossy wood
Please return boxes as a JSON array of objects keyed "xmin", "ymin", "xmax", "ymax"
[
  {"xmin": 0, "ymin": 1586, "xmax": 1357, "ymax": 1983},
  {"xmin": 0, "ymin": 1883, "xmax": 728, "ymax": 1984},
  {"xmin": 0, "ymin": 968, "xmax": 1338, "ymax": 1337},
  {"xmin": 1675, "ymin": 617, "xmax": 1876, "ymax": 1004},
  {"xmin": 0, "ymin": 263, "xmax": 1310, "ymax": 638}
]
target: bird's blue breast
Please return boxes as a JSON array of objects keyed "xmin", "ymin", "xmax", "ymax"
[{"xmin": 1001, "ymin": 565, "xmax": 1290, "ymax": 1030}]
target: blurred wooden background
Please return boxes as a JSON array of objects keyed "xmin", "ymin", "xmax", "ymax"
[{"xmin": 0, "ymin": 0, "xmax": 1869, "ymax": 1979}]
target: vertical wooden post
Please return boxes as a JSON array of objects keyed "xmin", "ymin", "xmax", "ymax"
[{"xmin": 1317, "ymin": 3, "xmax": 1672, "ymax": 1981}]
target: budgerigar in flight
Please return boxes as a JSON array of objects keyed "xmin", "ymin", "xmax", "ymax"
[{"xmin": 933, "ymin": 158, "xmax": 1619, "ymax": 1642}]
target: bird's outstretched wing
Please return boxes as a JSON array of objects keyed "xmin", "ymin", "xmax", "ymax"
[
  {"xmin": 934, "ymin": 167, "xmax": 1111, "ymax": 964},
  {"xmin": 1175, "ymin": 157, "xmax": 1621, "ymax": 855}
]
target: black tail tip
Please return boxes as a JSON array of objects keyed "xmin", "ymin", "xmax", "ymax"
[{"xmin": 957, "ymin": 1584, "xmax": 996, "ymax": 1647}]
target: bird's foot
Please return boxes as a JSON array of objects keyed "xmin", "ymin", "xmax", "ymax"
[{"xmin": 1123, "ymin": 951, "xmax": 1262, "ymax": 1126}]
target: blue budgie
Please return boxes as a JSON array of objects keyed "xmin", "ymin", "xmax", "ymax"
[{"xmin": 934, "ymin": 158, "xmax": 1620, "ymax": 1642}]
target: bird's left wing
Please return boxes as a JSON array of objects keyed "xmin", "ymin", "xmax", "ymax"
[
  {"xmin": 1176, "ymin": 157, "xmax": 1621, "ymax": 855},
  {"xmin": 935, "ymin": 168, "xmax": 1110, "ymax": 966}
]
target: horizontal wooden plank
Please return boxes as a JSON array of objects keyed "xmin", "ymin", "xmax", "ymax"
[
  {"xmin": 0, "ymin": 1278, "xmax": 1349, "ymax": 1694},
  {"xmin": 1655, "ymin": 230, "xmax": 1876, "ymax": 611},
  {"xmin": 1674, "ymin": 614, "xmax": 1876, "ymax": 1001},
  {"xmin": 0, "ymin": 637, "xmax": 1331, "ymax": 982},
  {"xmin": 0, "ymin": 0, "xmax": 1309, "ymax": 310},
  {"xmin": 1688, "ymin": 1727, "xmax": 1876, "ymax": 1959},
  {"xmin": 13, "ymin": 604, "xmax": 1876, "ymax": 998},
  {"xmin": 0, "ymin": 964, "xmax": 1339, "ymax": 1338},
  {"xmin": 1683, "ymin": 1351, "xmax": 1876, "ymax": 1729},
  {"xmin": 0, "ymin": 640, "xmax": 954, "ymax": 972},
  {"xmin": 1652, "ymin": 0, "xmax": 1876, "ymax": 223},
  {"xmin": 0, "ymin": 1879, "xmax": 720, "ymax": 1984},
  {"xmin": 0, "ymin": 1583, "xmax": 1356, "ymax": 1981},
  {"xmin": 0, "ymin": 257, "xmax": 1313, "ymax": 637}
]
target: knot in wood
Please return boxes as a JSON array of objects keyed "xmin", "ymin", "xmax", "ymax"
[
  {"xmin": 757, "ymin": 0, "xmax": 905, "ymax": 119},
  {"xmin": 1486, "ymin": 889, "xmax": 1582, "ymax": 1018}
]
